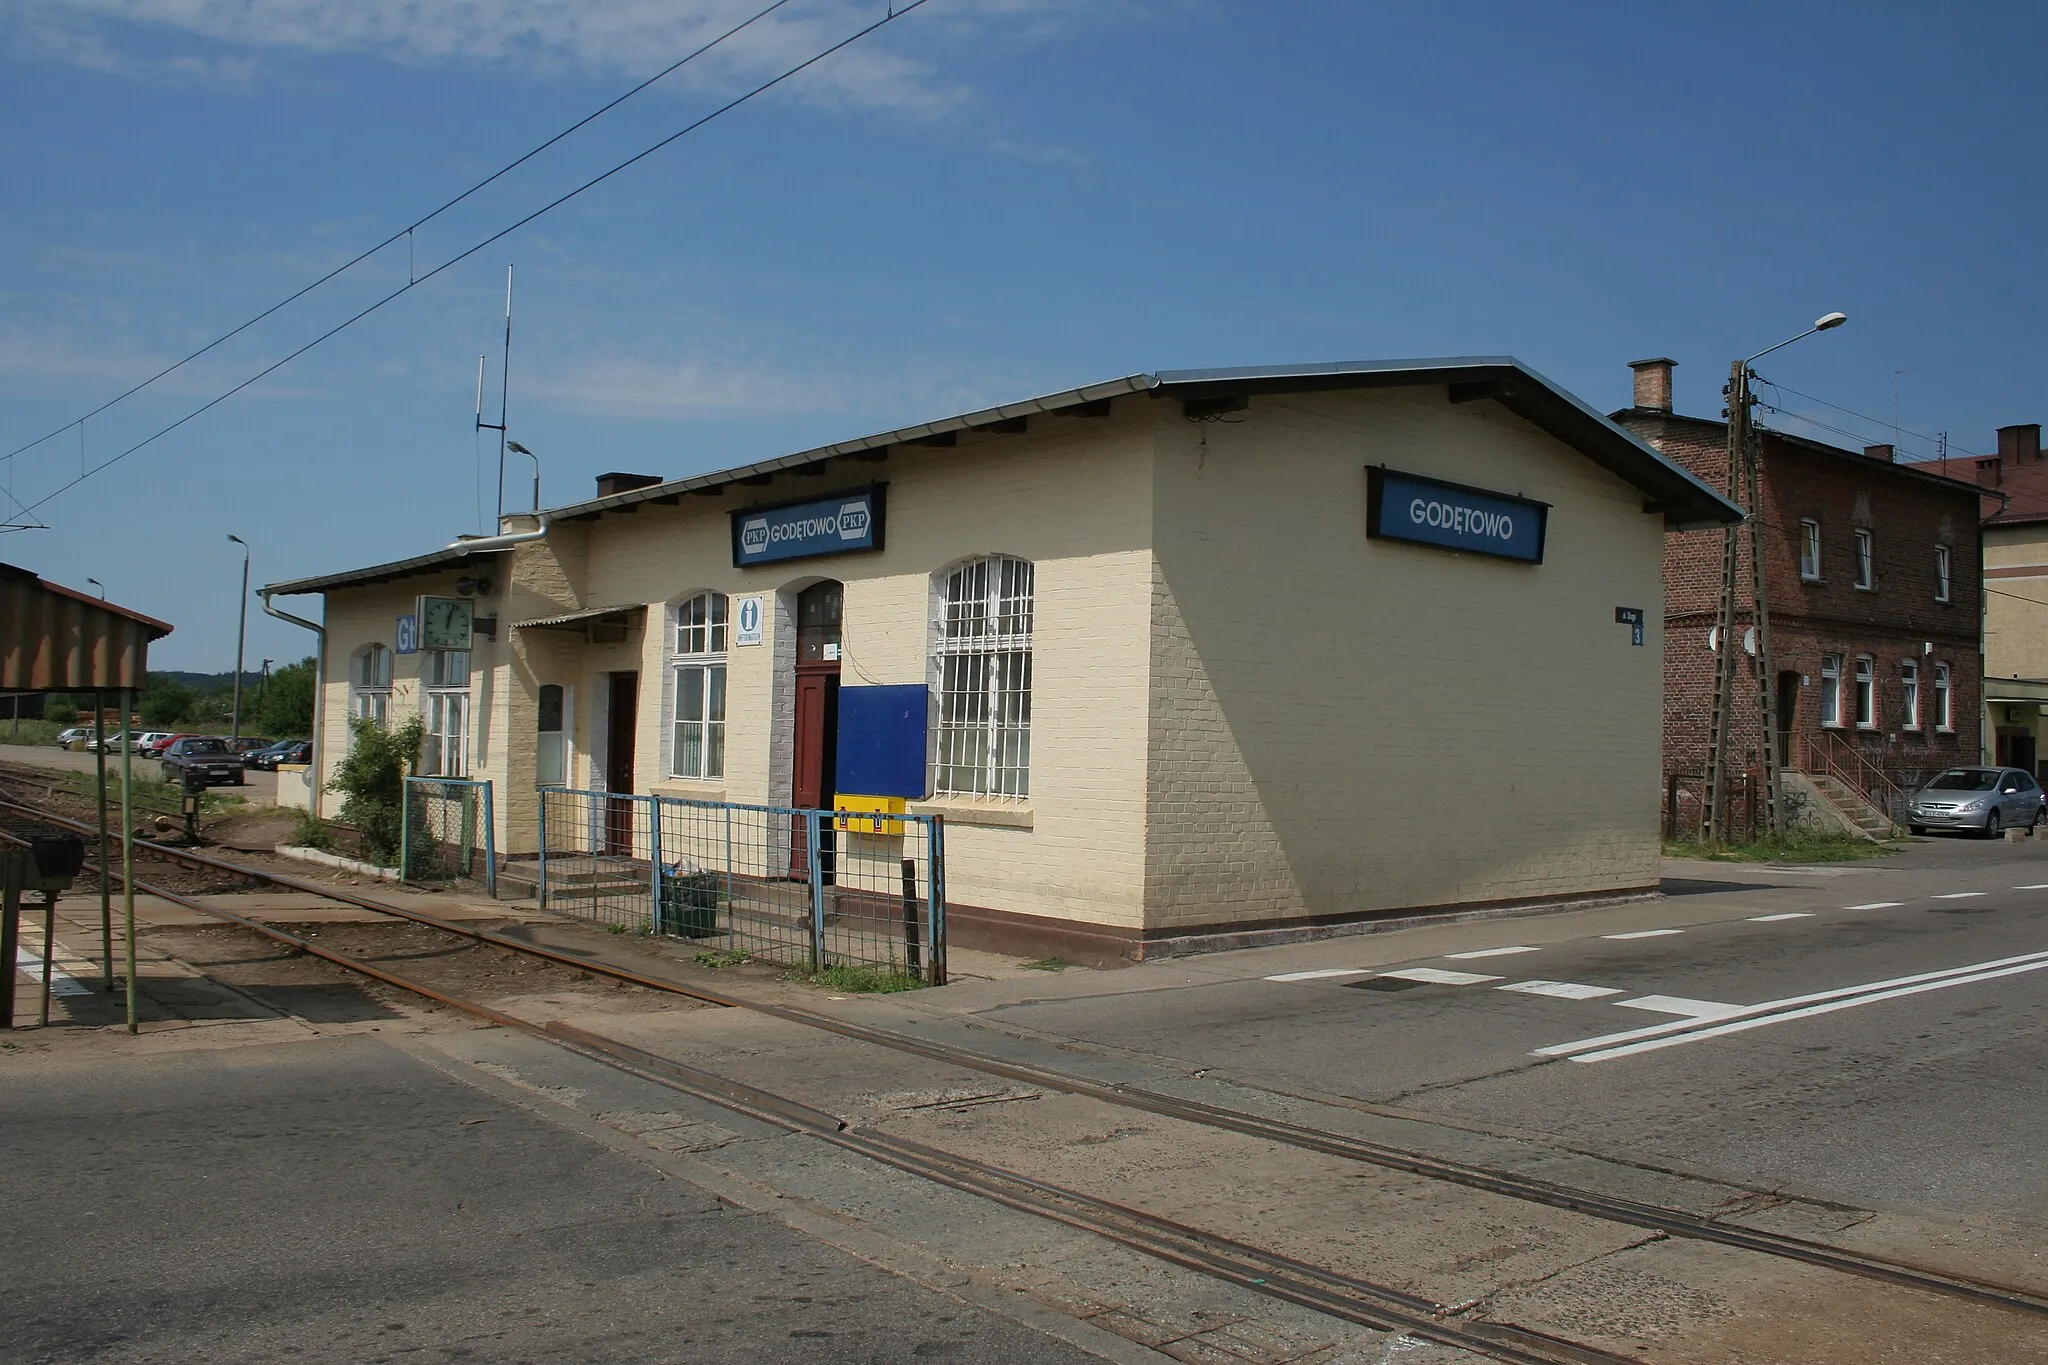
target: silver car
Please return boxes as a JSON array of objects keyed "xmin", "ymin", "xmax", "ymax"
[{"xmin": 1906, "ymin": 766, "xmax": 2047, "ymax": 837}]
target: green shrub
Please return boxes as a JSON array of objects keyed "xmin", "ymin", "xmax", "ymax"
[{"xmin": 326, "ymin": 715, "xmax": 423, "ymax": 867}]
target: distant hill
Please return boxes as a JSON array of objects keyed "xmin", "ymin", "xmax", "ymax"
[{"xmin": 153, "ymin": 670, "xmax": 259, "ymax": 689}]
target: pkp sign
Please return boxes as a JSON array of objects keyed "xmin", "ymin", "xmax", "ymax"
[{"xmin": 731, "ymin": 486, "xmax": 885, "ymax": 567}]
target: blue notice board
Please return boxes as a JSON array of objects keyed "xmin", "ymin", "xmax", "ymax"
[
  {"xmin": 836, "ymin": 684, "xmax": 929, "ymax": 799},
  {"xmin": 732, "ymin": 486, "xmax": 884, "ymax": 567},
  {"xmin": 1366, "ymin": 466, "xmax": 1548, "ymax": 564}
]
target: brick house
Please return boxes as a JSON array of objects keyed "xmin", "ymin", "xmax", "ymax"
[{"xmin": 1615, "ymin": 358, "xmax": 1983, "ymax": 829}]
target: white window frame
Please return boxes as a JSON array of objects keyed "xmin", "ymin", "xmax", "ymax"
[
  {"xmin": 536, "ymin": 683, "xmax": 567, "ymax": 789},
  {"xmin": 1853, "ymin": 655, "xmax": 1876, "ymax": 728},
  {"xmin": 1934, "ymin": 662, "xmax": 1953, "ymax": 732},
  {"xmin": 1935, "ymin": 545, "xmax": 1952, "ymax": 603},
  {"xmin": 932, "ymin": 556, "xmax": 1034, "ymax": 800},
  {"xmin": 668, "ymin": 591, "xmax": 728, "ymax": 781},
  {"xmin": 1853, "ymin": 529, "xmax": 1874, "ymax": 591},
  {"xmin": 1820, "ymin": 654, "xmax": 1842, "ymax": 727},
  {"xmin": 1800, "ymin": 520, "xmax": 1822, "ymax": 581},
  {"xmin": 1901, "ymin": 660, "xmax": 1920, "ymax": 731},
  {"xmin": 421, "ymin": 649, "xmax": 471, "ymax": 777},
  {"xmin": 352, "ymin": 643, "xmax": 392, "ymax": 727}
]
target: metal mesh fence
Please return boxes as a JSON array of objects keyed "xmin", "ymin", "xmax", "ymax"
[
  {"xmin": 537, "ymin": 788, "xmax": 946, "ymax": 983},
  {"xmin": 401, "ymin": 777, "xmax": 496, "ymax": 895}
]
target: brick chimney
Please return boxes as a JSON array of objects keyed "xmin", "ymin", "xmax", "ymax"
[
  {"xmin": 1628, "ymin": 357, "xmax": 1676, "ymax": 412},
  {"xmin": 1863, "ymin": 443, "xmax": 1895, "ymax": 463},
  {"xmin": 595, "ymin": 472, "xmax": 663, "ymax": 498},
  {"xmin": 1997, "ymin": 423, "xmax": 2042, "ymax": 467}
]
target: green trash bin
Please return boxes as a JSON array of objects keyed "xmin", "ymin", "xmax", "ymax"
[{"xmin": 659, "ymin": 867, "xmax": 721, "ymax": 938}]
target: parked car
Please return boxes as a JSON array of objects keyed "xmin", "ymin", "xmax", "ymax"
[
  {"xmin": 227, "ymin": 736, "xmax": 275, "ymax": 756},
  {"xmin": 1906, "ymin": 766, "xmax": 2048, "ymax": 838},
  {"xmin": 246, "ymin": 739, "xmax": 311, "ymax": 771},
  {"xmin": 140, "ymin": 733, "xmax": 185, "ymax": 758},
  {"xmin": 55, "ymin": 727, "xmax": 92, "ymax": 750},
  {"xmin": 159, "ymin": 735, "xmax": 245, "ymax": 787},
  {"xmin": 91, "ymin": 730, "xmax": 143, "ymax": 753}
]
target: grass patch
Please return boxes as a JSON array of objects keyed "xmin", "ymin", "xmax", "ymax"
[
  {"xmin": 44, "ymin": 767, "xmax": 248, "ymax": 816},
  {"xmin": 0, "ymin": 720, "xmax": 72, "ymax": 747},
  {"xmin": 289, "ymin": 811, "xmax": 334, "ymax": 851},
  {"xmin": 1663, "ymin": 831, "xmax": 1897, "ymax": 863},
  {"xmin": 1019, "ymin": 956, "xmax": 1067, "ymax": 972},
  {"xmin": 792, "ymin": 963, "xmax": 924, "ymax": 994},
  {"xmin": 693, "ymin": 948, "xmax": 753, "ymax": 969}
]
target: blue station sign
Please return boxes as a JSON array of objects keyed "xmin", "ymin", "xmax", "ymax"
[
  {"xmin": 732, "ymin": 486, "xmax": 885, "ymax": 568},
  {"xmin": 1366, "ymin": 466, "xmax": 1548, "ymax": 564}
]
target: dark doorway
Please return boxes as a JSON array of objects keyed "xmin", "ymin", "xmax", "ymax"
[
  {"xmin": 605, "ymin": 671, "xmax": 638, "ymax": 857},
  {"xmin": 1776, "ymin": 671, "xmax": 1801, "ymax": 770},
  {"xmin": 1997, "ymin": 729, "xmax": 2037, "ymax": 776},
  {"xmin": 791, "ymin": 581, "xmax": 843, "ymax": 878}
]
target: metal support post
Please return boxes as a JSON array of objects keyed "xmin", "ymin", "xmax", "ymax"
[
  {"xmin": 121, "ymin": 686, "xmax": 137, "ymax": 1034},
  {"xmin": 900, "ymin": 857, "xmax": 922, "ymax": 975},
  {"xmin": 925, "ymin": 816, "xmax": 947, "ymax": 986},
  {"xmin": 482, "ymin": 784, "xmax": 497, "ymax": 899},
  {"xmin": 0, "ymin": 855, "xmax": 20, "ymax": 1029},
  {"xmin": 537, "ymin": 791, "xmax": 550, "ymax": 911},
  {"xmin": 648, "ymin": 796, "xmax": 664, "ymax": 935},
  {"xmin": 399, "ymin": 781, "xmax": 412, "ymax": 883},
  {"xmin": 38, "ymin": 893, "xmax": 54, "ymax": 1027},
  {"xmin": 94, "ymin": 690, "xmax": 112, "ymax": 990},
  {"xmin": 805, "ymin": 810, "xmax": 826, "ymax": 968}
]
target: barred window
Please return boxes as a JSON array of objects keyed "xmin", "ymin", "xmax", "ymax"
[
  {"xmin": 934, "ymin": 557, "xmax": 1033, "ymax": 799},
  {"xmin": 670, "ymin": 592, "xmax": 727, "ymax": 780}
]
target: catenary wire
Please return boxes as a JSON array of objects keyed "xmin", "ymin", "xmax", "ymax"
[
  {"xmin": 0, "ymin": 0, "xmax": 798, "ymax": 479},
  {"xmin": 1752, "ymin": 376, "xmax": 1987, "ymax": 461},
  {"xmin": 7, "ymin": 0, "xmax": 934, "ymax": 523}
]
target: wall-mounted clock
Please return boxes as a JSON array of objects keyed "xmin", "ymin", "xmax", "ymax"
[{"xmin": 417, "ymin": 595, "xmax": 474, "ymax": 651}]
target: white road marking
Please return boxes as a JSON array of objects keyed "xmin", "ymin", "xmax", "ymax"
[
  {"xmin": 1933, "ymin": 892, "xmax": 1987, "ymax": 900},
  {"xmin": 13, "ymin": 947, "xmax": 92, "ymax": 998},
  {"xmin": 1444, "ymin": 946, "xmax": 1540, "ymax": 960},
  {"xmin": 1264, "ymin": 968, "xmax": 1374, "ymax": 982},
  {"xmin": 1497, "ymin": 981, "xmax": 1624, "ymax": 1001},
  {"xmin": 1572, "ymin": 959, "xmax": 2048, "ymax": 1063},
  {"xmin": 1613, "ymin": 995, "xmax": 1744, "ymax": 1019},
  {"xmin": 1377, "ymin": 967, "xmax": 1503, "ymax": 986},
  {"xmin": 1601, "ymin": 929, "xmax": 1685, "ymax": 940},
  {"xmin": 1844, "ymin": 902, "xmax": 1903, "ymax": 910},
  {"xmin": 1533, "ymin": 948, "xmax": 2048, "ymax": 1060},
  {"xmin": 2015, "ymin": 885, "xmax": 2048, "ymax": 891},
  {"xmin": 1746, "ymin": 913, "xmax": 1814, "ymax": 922}
]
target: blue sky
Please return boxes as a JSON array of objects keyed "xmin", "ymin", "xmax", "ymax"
[{"xmin": 2, "ymin": 0, "xmax": 2041, "ymax": 670}]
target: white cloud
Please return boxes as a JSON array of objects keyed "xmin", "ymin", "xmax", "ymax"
[{"xmin": 1, "ymin": 0, "xmax": 1071, "ymax": 110}]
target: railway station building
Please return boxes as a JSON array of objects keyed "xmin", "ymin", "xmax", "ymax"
[{"xmin": 265, "ymin": 359, "xmax": 1738, "ymax": 963}]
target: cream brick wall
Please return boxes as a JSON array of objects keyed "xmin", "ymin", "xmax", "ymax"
[
  {"xmin": 1983, "ymin": 525, "xmax": 2048, "ymax": 682},
  {"xmin": 1144, "ymin": 388, "xmax": 1666, "ymax": 929}
]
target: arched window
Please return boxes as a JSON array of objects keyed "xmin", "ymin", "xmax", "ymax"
[
  {"xmin": 352, "ymin": 644, "xmax": 392, "ymax": 726},
  {"xmin": 933, "ymin": 556, "xmax": 1033, "ymax": 798},
  {"xmin": 670, "ymin": 592, "xmax": 728, "ymax": 780}
]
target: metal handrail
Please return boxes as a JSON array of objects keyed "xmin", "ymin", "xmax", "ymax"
[{"xmin": 1795, "ymin": 732, "xmax": 1907, "ymax": 828}]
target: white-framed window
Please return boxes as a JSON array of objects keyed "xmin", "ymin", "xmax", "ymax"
[
  {"xmin": 1853, "ymin": 529, "xmax": 1874, "ymax": 591},
  {"xmin": 420, "ymin": 649, "xmax": 470, "ymax": 776},
  {"xmin": 1853, "ymin": 655, "xmax": 1875, "ymax": 728},
  {"xmin": 933, "ymin": 555, "xmax": 1034, "ymax": 799},
  {"xmin": 669, "ymin": 591, "xmax": 727, "ymax": 781},
  {"xmin": 352, "ymin": 643, "xmax": 392, "ymax": 726},
  {"xmin": 536, "ymin": 683, "xmax": 567, "ymax": 788},
  {"xmin": 1934, "ymin": 662, "xmax": 1952, "ymax": 731},
  {"xmin": 1901, "ymin": 661, "xmax": 1920, "ymax": 731},
  {"xmin": 1800, "ymin": 520, "xmax": 1822, "ymax": 580},
  {"xmin": 1935, "ymin": 545, "xmax": 1951, "ymax": 603},
  {"xmin": 1820, "ymin": 653, "xmax": 1842, "ymax": 727}
]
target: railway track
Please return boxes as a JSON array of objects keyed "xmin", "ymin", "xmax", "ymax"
[{"xmin": 5, "ymin": 789, "xmax": 2044, "ymax": 1358}]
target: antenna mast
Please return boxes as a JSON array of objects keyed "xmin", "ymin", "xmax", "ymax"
[{"xmin": 475, "ymin": 265, "xmax": 514, "ymax": 523}]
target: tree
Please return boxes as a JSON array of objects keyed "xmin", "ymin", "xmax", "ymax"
[
  {"xmin": 138, "ymin": 675, "xmax": 195, "ymax": 726},
  {"xmin": 254, "ymin": 657, "xmax": 316, "ymax": 737},
  {"xmin": 328, "ymin": 715, "xmax": 423, "ymax": 867}
]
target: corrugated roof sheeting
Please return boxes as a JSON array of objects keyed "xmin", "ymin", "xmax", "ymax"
[{"xmin": 0, "ymin": 563, "xmax": 172, "ymax": 691}]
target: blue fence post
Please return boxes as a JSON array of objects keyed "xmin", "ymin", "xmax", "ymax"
[
  {"xmin": 722, "ymin": 804, "xmax": 734, "ymax": 946},
  {"xmin": 805, "ymin": 809, "xmax": 825, "ymax": 968},
  {"xmin": 537, "ymin": 790, "xmax": 550, "ymax": 911},
  {"xmin": 925, "ymin": 815, "xmax": 947, "ymax": 986},
  {"xmin": 648, "ymin": 795, "xmax": 664, "ymax": 935},
  {"xmin": 482, "ymin": 782, "xmax": 497, "ymax": 900}
]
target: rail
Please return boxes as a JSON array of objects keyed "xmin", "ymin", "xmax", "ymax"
[{"xmin": 1796, "ymin": 731, "xmax": 1908, "ymax": 831}]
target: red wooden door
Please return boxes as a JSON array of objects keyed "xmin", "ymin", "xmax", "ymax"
[
  {"xmin": 790, "ymin": 668, "xmax": 839, "ymax": 877},
  {"xmin": 604, "ymin": 671, "xmax": 638, "ymax": 856}
]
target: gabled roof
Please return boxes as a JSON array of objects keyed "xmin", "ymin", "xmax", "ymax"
[
  {"xmin": 541, "ymin": 359, "xmax": 1742, "ymax": 530},
  {"xmin": 1, "ymin": 561, "xmax": 171, "ymax": 691},
  {"xmin": 1917, "ymin": 452, "xmax": 2045, "ymax": 526},
  {"xmin": 261, "ymin": 542, "xmax": 508, "ymax": 597},
  {"xmin": 1612, "ymin": 407, "xmax": 1985, "ymax": 502}
]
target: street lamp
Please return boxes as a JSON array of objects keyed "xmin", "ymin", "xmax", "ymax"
[
  {"xmin": 507, "ymin": 440, "xmax": 540, "ymax": 514},
  {"xmin": 86, "ymin": 578, "xmax": 105, "ymax": 600},
  {"xmin": 227, "ymin": 535, "xmax": 250, "ymax": 741},
  {"xmin": 1704, "ymin": 311, "xmax": 1848, "ymax": 844}
]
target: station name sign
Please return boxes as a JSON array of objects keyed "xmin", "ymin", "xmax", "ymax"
[
  {"xmin": 1366, "ymin": 466, "xmax": 1548, "ymax": 565},
  {"xmin": 732, "ymin": 486, "xmax": 885, "ymax": 568}
]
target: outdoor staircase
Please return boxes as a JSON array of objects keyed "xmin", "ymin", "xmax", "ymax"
[{"xmin": 1804, "ymin": 772, "xmax": 1897, "ymax": 841}]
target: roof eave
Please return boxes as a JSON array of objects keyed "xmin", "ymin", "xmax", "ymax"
[{"xmin": 261, "ymin": 543, "xmax": 510, "ymax": 597}]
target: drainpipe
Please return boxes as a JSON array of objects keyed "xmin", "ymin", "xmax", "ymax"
[
  {"xmin": 445, "ymin": 516, "xmax": 550, "ymax": 555},
  {"xmin": 261, "ymin": 591, "xmax": 325, "ymax": 819}
]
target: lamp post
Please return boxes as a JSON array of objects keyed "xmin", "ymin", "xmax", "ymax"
[
  {"xmin": 508, "ymin": 440, "xmax": 541, "ymax": 514},
  {"xmin": 227, "ymin": 534, "xmax": 250, "ymax": 741},
  {"xmin": 1704, "ymin": 312, "xmax": 1848, "ymax": 843},
  {"xmin": 86, "ymin": 577, "xmax": 105, "ymax": 599}
]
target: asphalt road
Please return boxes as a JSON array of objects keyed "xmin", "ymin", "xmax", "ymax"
[
  {"xmin": 0, "ymin": 742, "xmax": 278, "ymax": 805},
  {"xmin": 960, "ymin": 840, "xmax": 2048, "ymax": 1225},
  {"xmin": 0, "ymin": 1035, "xmax": 1107, "ymax": 1365}
]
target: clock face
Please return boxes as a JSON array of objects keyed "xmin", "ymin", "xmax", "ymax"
[{"xmin": 418, "ymin": 596, "xmax": 473, "ymax": 650}]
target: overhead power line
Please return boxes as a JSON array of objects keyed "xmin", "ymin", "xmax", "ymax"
[
  {"xmin": 3, "ymin": 0, "xmax": 931, "ymax": 526},
  {"xmin": 1751, "ymin": 375, "xmax": 1988, "ymax": 461}
]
